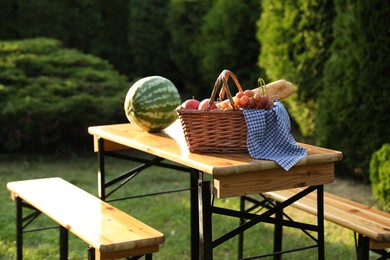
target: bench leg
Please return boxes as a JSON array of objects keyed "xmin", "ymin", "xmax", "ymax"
[
  {"xmin": 59, "ymin": 225, "xmax": 68, "ymax": 260},
  {"xmin": 88, "ymin": 247, "xmax": 97, "ymax": 260},
  {"xmin": 357, "ymin": 234, "xmax": 369, "ymax": 260},
  {"xmin": 16, "ymin": 197, "xmax": 23, "ymax": 260}
]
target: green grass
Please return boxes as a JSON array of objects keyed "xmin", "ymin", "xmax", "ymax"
[{"xmin": 0, "ymin": 151, "xmax": 376, "ymax": 259}]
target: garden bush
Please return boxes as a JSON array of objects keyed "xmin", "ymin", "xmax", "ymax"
[
  {"xmin": 128, "ymin": 0, "xmax": 179, "ymax": 85},
  {"xmin": 166, "ymin": 0, "xmax": 212, "ymax": 99},
  {"xmin": 316, "ymin": 0, "xmax": 390, "ymax": 180},
  {"xmin": 0, "ymin": 0, "xmax": 132, "ymax": 76},
  {"xmin": 370, "ymin": 144, "xmax": 390, "ymax": 212},
  {"xmin": 257, "ymin": 0, "xmax": 334, "ymax": 137},
  {"xmin": 0, "ymin": 37, "xmax": 129, "ymax": 153},
  {"xmin": 196, "ymin": 0, "xmax": 263, "ymax": 95},
  {"xmin": 0, "ymin": 0, "xmax": 264, "ymax": 98}
]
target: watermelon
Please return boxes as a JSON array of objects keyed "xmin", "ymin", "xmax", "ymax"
[{"xmin": 124, "ymin": 76, "xmax": 181, "ymax": 132}]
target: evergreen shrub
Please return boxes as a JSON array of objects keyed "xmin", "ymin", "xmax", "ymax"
[
  {"xmin": 0, "ymin": 0, "xmax": 131, "ymax": 77},
  {"xmin": 166, "ymin": 0, "xmax": 212, "ymax": 99},
  {"xmin": 0, "ymin": 38, "xmax": 129, "ymax": 153},
  {"xmin": 196, "ymin": 0, "xmax": 263, "ymax": 95},
  {"xmin": 128, "ymin": 0, "xmax": 177, "ymax": 83},
  {"xmin": 257, "ymin": 0, "xmax": 334, "ymax": 137},
  {"xmin": 370, "ymin": 144, "xmax": 390, "ymax": 212},
  {"xmin": 316, "ymin": 0, "xmax": 390, "ymax": 180}
]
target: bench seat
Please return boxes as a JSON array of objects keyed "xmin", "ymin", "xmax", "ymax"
[
  {"xmin": 263, "ymin": 187, "xmax": 390, "ymax": 258},
  {"xmin": 7, "ymin": 177, "xmax": 165, "ymax": 259}
]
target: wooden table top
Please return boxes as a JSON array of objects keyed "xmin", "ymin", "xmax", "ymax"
[{"xmin": 88, "ymin": 121, "xmax": 342, "ymax": 176}]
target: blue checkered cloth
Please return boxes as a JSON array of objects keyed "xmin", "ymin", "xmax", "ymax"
[{"xmin": 242, "ymin": 101, "xmax": 306, "ymax": 171}]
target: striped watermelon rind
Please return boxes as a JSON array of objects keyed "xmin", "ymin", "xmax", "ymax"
[{"xmin": 124, "ymin": 76, "xmax": 181, "ymax": 132}]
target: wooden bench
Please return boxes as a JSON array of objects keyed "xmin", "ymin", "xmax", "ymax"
[
  {"xmin": 7, "ymin": 177, "xmax": 165, "ymax": 260},
  {"xmin": 263, "ymin": 187, "xmax": 390, "ymax": 259}
]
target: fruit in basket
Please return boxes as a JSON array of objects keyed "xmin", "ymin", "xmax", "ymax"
[
  {"xmin": 178, "ymin": 98, "xmax": 200, "ymax": 110},
  {"xmin": 216, "ymin": 99, "xmax": 233, "ymax": 110},
  {"xmin": 124, "ymin": 76, "xmax": 181, "ymax": 132},
  {"xmin": 198, "ymin": 98, "xmax": 217, "ymax": 111},
  {"xmin": 232, "ymin": 78, "xmax": 274, "ymax": 110}
]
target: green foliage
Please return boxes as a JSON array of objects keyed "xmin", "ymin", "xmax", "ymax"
[
  {"xmin": 91, "ymin": 0, "xmax": 132, "ymax": 74},
  {"xmin": 370, "ymin": 144, "xmax": 390, "ymax": 212},
  {"xmin": 0, "ymin": 38, "xmax": 129, "ymax": 152},
  {"xmin": 128, "ymin": 0, "xmax": 179, "ymax": 84},
  {"xmin": 0, "ymin": 0, "xmax": 263, "ymax": 99},
  {"xmin": 196, "ymin": 0, "xmax": 263, "ymax": 96},
  {"xmin": 316, "ymin": 0, "xmax": 390, "ymax": 180},
  {"xmin": 0, "ymin": 0, "xmax": 131, "ymax": 76},
  {"xmin": 283, "ymin": 93, "xmax": 315, "ymax": 137},
  {"xmin": 257, "ymin": 0, "xmax": 334, "ymax": 137},
  {"xmin": 166, "ymin": 0, "xmax": 212, "ymax": 98}
]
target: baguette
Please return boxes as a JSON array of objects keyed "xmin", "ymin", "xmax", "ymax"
[{"xmin": 252, "ymin": 79, "xmax": 294, "ymax": 100}]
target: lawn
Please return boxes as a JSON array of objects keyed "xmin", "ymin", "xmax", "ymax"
[{"xmin": 0, "ymin": 151, "xmax": 376, "ymax": 259}]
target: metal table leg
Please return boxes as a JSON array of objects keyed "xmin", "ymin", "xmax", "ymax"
[
  {"xmin": 199, "ymin": 179, "xmax": 213, "ymax": 260},
  {"xmin": 97, "ymin": 137, "xmax": 106, "ymax": 200},
  {"xmin": 16, "ymin": 197, "xmax": 23, "ymax": 260},
  {"xmin": 273, "ymin": 201, "xmax": 283, "ymax": 260},
  {"xmin": 190, "ymin": 169, "xmax": 200, "ymax": 260},
  {"xmin": 223, "ymin": 186, "xmax": 326, "ymax": 258},
  {"xmin": 317, "ymin": 185, "xmax": 324, "ymax": 260}
]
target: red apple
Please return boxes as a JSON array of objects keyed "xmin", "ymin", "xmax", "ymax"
[
  {"xmin": 198, "ymin": 98, "xmax": 217, "ymax": 111},
  {"xmin": 179, "ymin": 98, "xmax": 200, "ymax": 110}
]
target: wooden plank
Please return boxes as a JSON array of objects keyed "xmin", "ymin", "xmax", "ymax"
[
  {"xmin": 369, "ymin": 239, "xmax": 390, "ymax": 250},
  {"xmin": 88, "ymin": 122, "xmax": 343, "ymax": 176},
  {"xmin": 7, "ymin": 178, "xmax": 165, "ymax": 253},
  {"xmin": 264, "ymin": 188, "xmax": 390, "ymax": 243},
  {"xmin": 324, "ymin": 191, "xmax": 390, "ymax": 220},
  {"xmin": 96, "ymin": 245, "xmax": 159, "ymax": 259},
  {"xmin": 213, "ymin": 162, "xmax": 334, "ymax": 198},
  {"xmin": 267, "ymin": 189, "xmax": 390, "ymax": 227},
  {"xmin": 92, "ymin": 136, "xmax": 130, "ymax": 152}
]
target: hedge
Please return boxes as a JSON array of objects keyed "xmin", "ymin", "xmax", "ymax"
[
  {"xmin": 0, "ymin": 38, "xmax": 129, "ymax": 153},
  {"xmin": 196, "ymin": 0, "xmax": 263, "ymax": 96},
  {"xmin": 316, "ymin": 0, "xmax": 390, "ymax": 180},
  {"xmin": 370, "ymin": 144, "xmax": 390, "ymax": 212},
  {"xmin": 257, "ymin": 0, "xmax": 334, "ymax": 137}
]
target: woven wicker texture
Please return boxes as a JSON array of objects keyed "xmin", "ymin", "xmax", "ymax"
[{"xmin": 177, "ymin": 70, "xmax": 248, "ymax": 153}]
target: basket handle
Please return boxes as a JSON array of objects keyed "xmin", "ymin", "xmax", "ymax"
[{"xmin": 208, "ymin": 70, "xmax": 244, "ymax": 111}]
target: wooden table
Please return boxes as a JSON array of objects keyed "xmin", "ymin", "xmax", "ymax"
[{"xmin": 88, "ymin": 121, "xmax": 342, "ymax": 259}]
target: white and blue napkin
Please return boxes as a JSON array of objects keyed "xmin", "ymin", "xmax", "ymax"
[{"xmin": 242, "ymin": 101, "xmax": 306, "ymax": 171}]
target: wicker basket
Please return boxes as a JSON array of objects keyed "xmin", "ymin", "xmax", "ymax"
[{"xmin": 177, "ymin": 70, "xmax": 248, "ymax": 153}]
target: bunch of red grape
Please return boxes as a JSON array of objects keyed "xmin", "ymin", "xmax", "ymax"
[
  {"xmin": 233, "ymin": 89, "xmax": 274, "ymax": 110},
  {"xmin": 217, "ymin": 90, "xmax": 274, "ymax": 111},
  {"xmin": 217, "ymin": 78, "xmax": 274, "ymax": 111}
]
